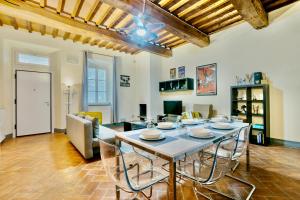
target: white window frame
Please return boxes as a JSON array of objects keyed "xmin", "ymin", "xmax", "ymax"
[
  {"xmin": 87, "ymin": 66, "xmax": 110, "ymax": 106},
  {"xmin": 15, "ymin": 50, "xmax": 50, "ymax": 68}
]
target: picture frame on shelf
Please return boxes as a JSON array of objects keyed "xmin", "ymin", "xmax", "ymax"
[
  {"xmin": 196, "ymin": 63, "xmax": 217, "ymax": 96},
  {"xmin": 178, "ymin": 66, "xmax": 185, "ymax": 78},
  {"xmin": 170, "ymin": 68, "xmax": 176, "ymax": 79}
]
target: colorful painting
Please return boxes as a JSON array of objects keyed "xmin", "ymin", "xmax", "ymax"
[
  {"xmin": 170, "ymin": 68, "xmax": 176, "ymax": 79},
  {"xmin": 196, "ymin": 63, "xmax": 217, "ymax": 96},
  {"xmin": 178, "ymin": 66, "xmax": 185, "ymax": 78}
]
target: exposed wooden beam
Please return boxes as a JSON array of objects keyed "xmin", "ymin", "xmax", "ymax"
[
  {"xmin": 189, "ymin": 2, "xmax": 232, "ymax": 25},
  {"xmin": 10, "ymin": 17, "xmax": 18, "ymax": 30},
  {"xmin": 0, "ymin": 0, "xmax": 172, "ymax": 57},
  {"xmin": 63, "ymin": 32, "xmax": 70, "ymax": 40},
  {"xmin": 91, "ymin": 39, "xmax": 100, "ymax": 46},
  {"xmin": 85, "ymin": 0, "xmax": 102, "ymax": 22},
  {"xmin": 172, "ymin": 0, "xmax": 205, "ymax": 16},
  {"xmin": 206, "ymin": 15, "xmax": 242, "ymax": 33},
  {"xmin": 57, "ymin": 0, "xmax": 65, "ymax": 14},
  {"xmin": 229, "ymin": 0, "xmax": 268, "ymax": 29},
  {"xmin": 110, "ymin": 13, "xmax": 128, "ymax": 28},
  {"xmin": 264, "ymin": 0, "xmax": 299, "ymax": 12},
  {"xmin": 40, "ymin": 0, "xmax": 46, "ymax": 8},
  {"xmin": 105, "ymin": 42, "xmax": 114, "ymax": 49},
  {"xmin": 52, "ymin": 28, "xmax": 58, "ymax": 38},
  {"xmin": 73, "ymin": 34, "xmax": 81, "ymax": 42},
  {"xmin": 101, "ymin": 0, "xmax": 210, "ymax": 47},
  {"xmin": 40, "ymin": 24, "xmax": 46, "ymax": 35},
  {"xmin": 27, "ymin": 21, "xmax": 32, "ymax": 33},
  {"xmin": 71, "ymin": 0, "xmax": 84, "ymax": 18},
  {"xmin": 82, "ymin": 37, "xmax": 91, "ymax": 44},
  {"xmin": 98, "ymin": 41, "xmax": 108, "ymax": 47},
  {"xmin": 98, "ymin": 7, "xmax": 116, "ymax": 26},
  {"xmin": 196, "ymin": 7, "xmax": 235, "ymax": 28}
]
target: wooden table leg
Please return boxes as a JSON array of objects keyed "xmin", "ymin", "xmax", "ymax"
[
  {"xmin": 246, "ymin": 143, "xmax": 250, "ymax": 171},
  {"xmin": 169, "ymin": 161, "xmax": 176, "ymax": 200},
  {"xmin": 116, "ymin": 185, "xmax": 120, "ymax": 200},
  {"xmin": 115, "ymin": 139, "xmax": 121, "ymax": 200}
]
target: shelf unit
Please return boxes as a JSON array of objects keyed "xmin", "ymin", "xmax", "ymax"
[
  {"xmin": 159, "ymin": 78, "xmax": 194, "ymax": 92},
  {"xmin": 231, "ymin": 84, "xmax": 270, "ymax": 145}
]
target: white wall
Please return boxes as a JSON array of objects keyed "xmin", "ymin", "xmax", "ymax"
[
  {"xmin": 158, "ymin": 3, "xmax": 300, "ymax": 142},
  {"xmin": 0, "ymin": 26, "xmax": 137, "ymax": 136}
]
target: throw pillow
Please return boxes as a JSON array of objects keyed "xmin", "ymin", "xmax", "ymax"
[
  {"xmin": 192, "ymin": 112, "xmax": 202, "ymax": 119},
  {"xmin": 85, "ymin": 115, "xmax": 99, "ymax": 138}
]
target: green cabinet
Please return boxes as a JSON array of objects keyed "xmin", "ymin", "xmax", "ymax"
[{"xmin": 159, "ymin": 78, "xmax": 194, "ymax": 92}]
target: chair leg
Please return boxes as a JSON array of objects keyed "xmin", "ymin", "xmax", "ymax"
[
  {"xmin": 202, "ymin": 174, "xmax": 255, "ymax": 200},
  {"xmin": 202, "ymin": 186, "xmax": 236, "ymax": 200},
  {"xmin": 226, "ymin": 174, "xmax": 256, "ymax": 200},
  {"xmin": 193, "ymin": 185, "xmax": 213, "ymax": 200},
  {"xmin": 232, "ymin": 160, "xmax": 240, "ymax": 172}
]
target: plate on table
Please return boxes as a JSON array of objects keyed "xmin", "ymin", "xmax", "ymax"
[
  {"xmin": 182, "ymin": 119, "xmax": 204, "ymax": 125},
  {"xmin": 139, "ymin": 129, "xmax": 165, "ymax": 141},
  {"xmin": 210, "ymin": 117, "xmax": 227, "ymax": 123},
  {"xmin": 211, "ymin": 123, "xmax": 234, "ymax": 130},
  {"xmin": 188, "ymin": 128, "xmax": 215, "ymax": 139},
  {"xmin": 139, "ymin": 134, "xmax": 165, "ymax": 141},
  {"xmin": 156, "ymin": 122, "xmax": 176, "ymax": 130}
]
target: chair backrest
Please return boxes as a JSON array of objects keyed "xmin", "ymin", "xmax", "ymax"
[
  {"xmin": 99, "ymin": 140, "xmax": 155, "ymax": 193},
  {"xmin": 233, "ymin": 124, "xmax": 252, "ymax": 158},
  {"xmin": 198, "ymin": 135, "xmax": 238, "ymax": 184},
  {"xmin": 99, "ymin": 140, "xmax": 123, "ymax": 186}
]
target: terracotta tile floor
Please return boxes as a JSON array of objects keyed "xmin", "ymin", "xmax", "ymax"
[{"xmin": 0, "ymin": 133, "xmax": 300, "ymax": 200}]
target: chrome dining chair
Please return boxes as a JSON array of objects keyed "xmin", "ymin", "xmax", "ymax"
[
  {"xmin": 176, "ymin": 135, "xmax": 255, "ymax": 200},
  {"xmin": 99, "ymin": 140, "xmax": 169, "ymax": 200}
]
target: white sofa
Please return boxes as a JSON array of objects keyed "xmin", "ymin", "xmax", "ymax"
[{"xmin": 66, "ymin": 114, "xmax": 97, "ymax": 159}]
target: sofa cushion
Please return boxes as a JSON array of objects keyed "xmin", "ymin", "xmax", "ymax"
[
  {"xmin": 79, "ymin": 112, "xmax": 102, "ymax": 124},
  {"xmin": 85, "ymin": 115, "xmax": 99, "ymax": 138}
]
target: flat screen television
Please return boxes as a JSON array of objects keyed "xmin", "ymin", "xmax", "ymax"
[
  {"xmin": 163, "ymin": 101, "xmax": 182, "ymax": 115},
  {"xmin": 139, "ymin": 104, "xmax": 147, "ymax": 117}
]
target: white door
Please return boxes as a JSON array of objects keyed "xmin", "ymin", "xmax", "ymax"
[{"xmin": 16, "ymin": 70, "xmax": 51, "ymax": 136}]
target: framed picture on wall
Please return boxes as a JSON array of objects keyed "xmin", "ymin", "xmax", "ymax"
[
  {"xmin": 120, "ymin": 75, "xmax": 130, "ymax": 87},
  {"xmin": 196, "ymin": 63, "xmax": 217, "ymax": 96},
  {"xmin": 178, "ymin": 66, "xmax": 185, "ymax": 78},
  {"xmin": 170, "ymin": 68, "xmax": 176, "ymax": 79}
]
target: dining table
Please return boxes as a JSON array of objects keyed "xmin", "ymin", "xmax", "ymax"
[{"xmin": 100, "ymin": 121, "xmax": 249, "ymax": 200}]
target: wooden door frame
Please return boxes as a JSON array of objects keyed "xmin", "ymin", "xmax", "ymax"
[{"xmin": 15, "ymin": 70, "xmax": 52, "ymax": 137}]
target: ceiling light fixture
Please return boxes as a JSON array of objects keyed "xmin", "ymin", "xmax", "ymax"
[{"xmin": 119, "ymin": 0, "xmax": 165, "ymax": 42}]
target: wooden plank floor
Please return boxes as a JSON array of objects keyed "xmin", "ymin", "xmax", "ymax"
[{"xmin": 0, "ymin": 133, "xmax": 300, "ymax": 200}]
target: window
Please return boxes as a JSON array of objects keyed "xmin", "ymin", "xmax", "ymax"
[
  {"xmin": 16, "ymin": 52, "xmax": 50, "ymax": 66},
  {"xmin": 88, "ymin": 67, "xmax": 108, "ymax": 105}
]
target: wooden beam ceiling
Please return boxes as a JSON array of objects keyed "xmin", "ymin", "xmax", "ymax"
[
  {"xmin": 40, "ymin": 24, "xmax": 46, "ymax": 35},
  {"xmin": 229, "ymin": 0, "xmax": 268, "ymax": 29},
  {"xmin": 0, "ymin": 0, "xmax": 172, "ymax": 57},
  {"xmin": 84, "ymin": 0, "xmax": 102, "ymax": 22},
  {"xmin": 71, "ymin": 0, "xmax": 84, "ymax": 18},
  {"xmin": 101, "ymin": 0, "xmax": 210, "ymax": 47},
  {"xmin": 40, "ymin": 0, "xmax": 46, "ymax": 8},
  {"xmin": 56, "ymin": 0, "xmax": 65, "ymax": 14}
]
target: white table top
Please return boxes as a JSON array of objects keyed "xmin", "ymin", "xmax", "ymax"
[{"xmin": 100, "ymin": 122, "xmax": 248, "ymax": 161}]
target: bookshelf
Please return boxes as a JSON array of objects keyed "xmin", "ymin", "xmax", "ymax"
[{"xmin": 231, "ymin": 84, "xmax": 270, "ymax": 145}]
